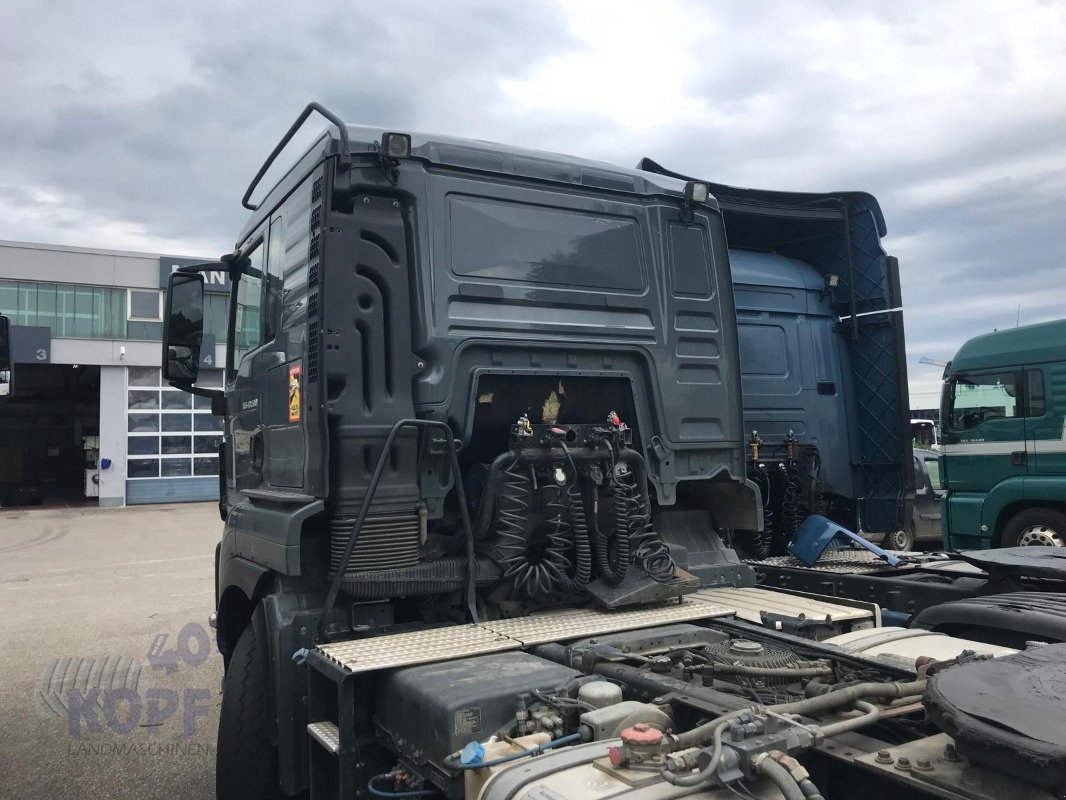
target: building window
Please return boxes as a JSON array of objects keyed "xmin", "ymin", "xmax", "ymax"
[
  {"xmin": 128, "ymin": 289, "xmax": 162, "ymax": 322},
  {"xmin": 126, "ymin": 366, "xmax": 223, "ymax": 480},
  {"xmin": 0, "ymin": 280, "xmax": 191, "ymax": 342}
]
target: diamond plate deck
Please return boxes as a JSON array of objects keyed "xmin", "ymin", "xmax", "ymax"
[
  {"xmin": 314, "ymin": 599, "xmax": 733, "ymax": 674},
  {"xmin": 478, "ymin": 598, "xmax": 733, "ymax": 646},
  {"xmin": 316, "ymin": 625, "xmax": 517, "ymax": 674},
  {"xmin": 749, "ymin": 550, "xmax": 915, "ymax": 574}
]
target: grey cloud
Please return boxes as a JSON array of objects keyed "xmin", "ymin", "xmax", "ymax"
[{"xmin": 0, "ymin": 0, "xmax": 1063, "ymax": 407}]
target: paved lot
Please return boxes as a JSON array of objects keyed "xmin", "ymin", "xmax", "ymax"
[{"xmin": 0, "ymin": 503, "xmax": 223, "ymax": 799}]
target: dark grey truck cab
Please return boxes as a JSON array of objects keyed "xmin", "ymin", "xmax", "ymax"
[{"xmin": 164, "ymin": 106, "xmax": 759, "ymax": 797}]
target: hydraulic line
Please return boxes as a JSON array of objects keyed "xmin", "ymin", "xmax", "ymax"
[
  {"xmin": 755, "ymin": 757, "xmax": 805, "ymax": 800},
  {"xmin": 813, "ymin": 700, "xmax": 881, "ymax": 737},
  {"xmin": 702, "ymin": 662, "xmax": 835, "ymax": 680},
  {"xmin": 670, "ymin": 680, "xmax": 926, "ymax": 752}
]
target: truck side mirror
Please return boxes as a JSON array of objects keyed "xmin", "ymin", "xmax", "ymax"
[
  {"xmin": 0, "ymin": 314, "xmax": 11, "ymax": 398},
  {"xmin": 162, "ymin": 272, "xmax": 205, "ymax": 384}
]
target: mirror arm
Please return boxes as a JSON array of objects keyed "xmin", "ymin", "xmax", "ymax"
[{"xmin": 169, "ymin": 382, "xmax": 226, "ymax": 416}]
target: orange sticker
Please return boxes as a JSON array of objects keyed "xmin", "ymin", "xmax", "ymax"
[{"xmin": 288, "ymin": 364, "xmax": 302, "ymax": 423}]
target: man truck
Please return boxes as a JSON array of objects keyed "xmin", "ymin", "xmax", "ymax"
[
  {"xmin": 162, "ymin": 104, "xmax": 1058, "ymax": 800},
  {"xmin": 941, "ymin": 318, "xmax": 1066, "ymax": 549}
]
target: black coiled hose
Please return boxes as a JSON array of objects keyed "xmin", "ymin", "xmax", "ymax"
[
  {"xmin": 782, "ymin": 463, "xmax": 801, "ymax": 538},
  {"xmin": 747, "ymin": 468, "xmax": 773, "ymax": 559},
  {"xmin": 554, "ymin": 480, "xmax": 592, "ymax": 593},
  {"xmin": 615, "ymin": 465, "xmax": 676, "ymax": 582},
  {"xmin": 593, "ymin": 482, "xmax": 629, "ymax": 585},
  {"xmin": 495, "ymin": 462, "xmax": 573, "ymax": 597},
  {"xmin": 540, "ymin": 480, "xmax": 574, "ymax": 583},
  {"xmin": 495, "ymin": 461, "xmax": 542, "ymax": 596}
]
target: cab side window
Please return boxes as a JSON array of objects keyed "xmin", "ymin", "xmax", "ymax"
[
  {"xmin": 232, "ymin": 243, "xmax": 265, "ymax": 367},
  {"xmin": 1026, "ymin": 369, "xmax": 1046, "ymax": 418},
  {"xmin": 230, "ymin": 219, "xmax": 286, "ymax": 374},
  {"xmin": 949, "ymin": 371, "xmax": 1018, "ymax": 431}
]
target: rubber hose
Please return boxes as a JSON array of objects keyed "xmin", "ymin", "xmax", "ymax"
[
  {"xmin": 798, "ymin": 778, "xmax": 826, "ymax": 800},
  {"xmin": 338, "ymin": 556, "xmax": 501, "ymax": 598},
  {"xmin": 473, "ymin": 451, "xmax": 516, "ymax": 539},
  {"xmin": 367, "ymin": 776, "xmax": 438, "ymax": 799},
  {"xmin": 662, "ymin": 716, "xmax": 734, "ymax": 787},
  {"xmin": 756, "ymin": 758, "xmax": 805, "ymax": 800}
]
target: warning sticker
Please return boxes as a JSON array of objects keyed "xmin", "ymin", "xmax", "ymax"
[
  {"xmin": 288, "ymin": 364, "xmax": 302, "ymax": 423},
  {"xmin": 453, "ymin": 707, "xmax": 482, "ymax": 736}
]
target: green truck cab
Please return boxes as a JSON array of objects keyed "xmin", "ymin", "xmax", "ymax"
[{"xmin": 941, "ymin": 318, "xmax": 1066, "ymax": 549}]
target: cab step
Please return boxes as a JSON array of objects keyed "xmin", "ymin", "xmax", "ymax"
[{"xmin": 307, "ymin": 721, "xmax": 340, "ymax": 755}]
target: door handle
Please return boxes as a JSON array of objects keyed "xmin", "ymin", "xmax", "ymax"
[{"xmin": 1011, "ymin": 450, "xmax": 1027, "ymax": 466}]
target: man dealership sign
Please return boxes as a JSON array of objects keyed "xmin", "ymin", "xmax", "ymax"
[{"xmin": 159, "ymin": 257, "xmax": 231, "ymax": 295}]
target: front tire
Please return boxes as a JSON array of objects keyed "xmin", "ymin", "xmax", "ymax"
[
  {"xmin": 1001, "ymin": 508, "xmax": 1066, "ymax": 548},
  {"xmin": 216, "ymin": 624, "xmax": 282, "ymax": 800}
]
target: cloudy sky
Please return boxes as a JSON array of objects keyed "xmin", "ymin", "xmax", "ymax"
[{"xmin": 1, "ymin": 0, "xmax": 1063, "ymax": 408}]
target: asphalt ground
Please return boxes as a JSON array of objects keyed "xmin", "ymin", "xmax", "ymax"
[{"xmin": 0, "ymin": 502, "xmax": 223, "ymax": 799}]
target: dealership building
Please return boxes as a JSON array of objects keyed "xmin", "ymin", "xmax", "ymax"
[{"xmin": 0, "ymin": 239, "xmax": 228, "ymax": 507}]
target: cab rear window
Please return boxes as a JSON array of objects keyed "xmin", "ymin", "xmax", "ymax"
[{"xmin": 448, "ymin": 196, "xmax": 644, "ymax": 291}]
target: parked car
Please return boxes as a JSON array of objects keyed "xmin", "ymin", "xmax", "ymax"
[{"xmin": 882, "ymin": 448, "xmax": 943, "ymax": 550}]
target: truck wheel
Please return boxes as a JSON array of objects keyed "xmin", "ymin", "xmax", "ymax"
[
  {"xmin": 216, "ymin": 625, "xmax": 281, "ymax": 800},
  {"xmin": 1001, "ymin": 508, "xmax": 1066, "ymax": 548}
]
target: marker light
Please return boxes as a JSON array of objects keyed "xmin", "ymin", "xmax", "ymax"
[
  {"xmin": 684, "ymin": 181, "xmax": 710, "ymax": 204},
  {"xmin": 381, "ymin": 132, "xmax": 411, "ymax": 159}
]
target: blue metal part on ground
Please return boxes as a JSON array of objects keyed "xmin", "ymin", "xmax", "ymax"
[{"xmin": 788, "ymin": 514, "xmax": 902, "ymax": 568}]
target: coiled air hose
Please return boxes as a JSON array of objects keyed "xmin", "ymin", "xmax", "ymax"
[
  {"xmin": 782, "ymin": 462, "xmax": 801, "ymax": 537},
  {"xmin": 748, "ymin": 468, "xmax": 773, "ymax": 558},
  {"xmin": 553, "ymin": 480, "xmax": 592, "ymax": 593},
  {"xmin": 615, "ymin": 464, "xmax": 676, "ymax": 582},
  {"xmin": 596, "ymin": 480, "xmax": 626, "ymax": 584}
]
